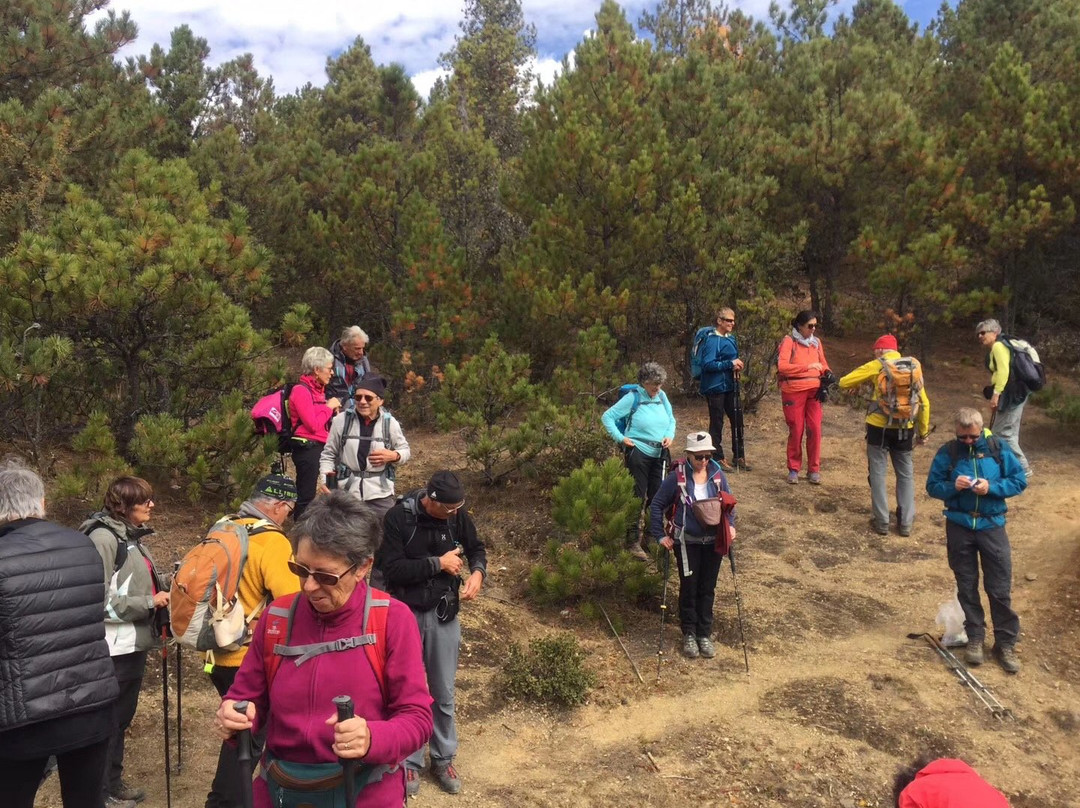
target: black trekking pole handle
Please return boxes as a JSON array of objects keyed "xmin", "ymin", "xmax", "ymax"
[
  {"xmin": 333, "ymin": 696, "xmax": 358, "ymax": 808},
  {"xmin": 233, "ymin": 700, "xmax": 255, "ymax": 808}
]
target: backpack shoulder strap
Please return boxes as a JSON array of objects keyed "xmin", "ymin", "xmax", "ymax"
[
  {"xmin": 985, "ymin": 436, "xmax": 1005, "ymax": 470},
  {"xmin": 382, "ymin": 411, "xmax": 392, "ymax": 445},
  {"xmin": 946, "ymin": 439, "xmax": 961, "ymax": 474},
  {"xmin": 263, "ymin": 592, "xmax": 302, "ymax": 691},
  {"xmin": 362, "ymin": 586, "xmax": 390, "ymax": 702},
  {"xmin": 89, "ymin": 519, "xmax": 129, "ymax": 574}
]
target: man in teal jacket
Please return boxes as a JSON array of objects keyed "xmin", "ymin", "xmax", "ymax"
[{"xmin": 925, "ymin": 407, "xmax": 1027, "ymax": 673}]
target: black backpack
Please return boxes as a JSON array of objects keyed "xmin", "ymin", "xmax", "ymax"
[{"xmin": 999, "ymin": 335, "xmax": 1046, "ymax": 394}]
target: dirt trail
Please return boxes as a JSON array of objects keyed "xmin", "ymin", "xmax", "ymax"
[{"xmin": 36, "ymin": 334, "xmax": 1080, "ymax": 808}]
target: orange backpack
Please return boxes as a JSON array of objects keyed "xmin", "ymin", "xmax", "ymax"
[{"xmin": 874, "ymin": 357, "xmax": 923, "ymax": 425}]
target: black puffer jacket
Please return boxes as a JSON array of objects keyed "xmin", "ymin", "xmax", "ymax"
[{"xmin": 0, "ymin": 518, "xmax": 119, "ymax": 732}]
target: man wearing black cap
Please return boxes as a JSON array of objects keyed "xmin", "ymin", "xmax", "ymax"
[
  {"xmin": 319, "ymin": 375, "xmax": 410, "ymax": 525},
  {"xmin": 204, "ymin": 474, "xmax": 301, "ymax": 808},
  {"xmin": 381, "ymin": 470, "xmax": 487, "ymax": 797}
]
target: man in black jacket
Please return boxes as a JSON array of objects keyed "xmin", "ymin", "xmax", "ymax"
[
  {"xmin": 0, "ymin": 459, "xmax": 120, "ymax": 808},
  {"xmin": 381, "ymin": 470, "xmax": 486, "ymax": 798}
]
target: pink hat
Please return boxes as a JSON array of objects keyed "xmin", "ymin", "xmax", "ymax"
[{"xmin": 873, "ymin": 334, "xmax": 898, "ymax": 352}]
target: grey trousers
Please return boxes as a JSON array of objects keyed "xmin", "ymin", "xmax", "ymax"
[
  {"xmin": 945, "ymin": 521, "xmax": 1019, "ymax": 646},
  {"xmin": 993, "ymin": 402, "xmax": 1030, "ymax": 473},
  {"xmin": 407, "ymin": 608, "xmax": 461, "ymax": 770},
  {"xmin": 866, "ymin": 427, "xmax": 914, "ymax": 530}
]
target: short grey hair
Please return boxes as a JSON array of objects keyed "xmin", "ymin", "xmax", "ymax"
[
  {"xmin": 976, "ymin": 319, "xmax": 1001, "ymax": 335},
  {"xmin": 340, "ymin": 326, "xmax": 369, "ymax": 346},
  {"xmin": 289, "ymin": 491, "xmax": 381, "ymax": 566},
  {"xmin": 637, "ymin": 361, "xmax": 668, "ymax": 386},
  {"xmin": 0, "ymin": 458, "xmax": 46, "ymax": 522},
  {"xmin": 301, "ymin": 346, "xmax": 334, "ymax": 375},
  {"xmin": 955, "ymin": 407, "xmax": 984, "ymax": 430}
]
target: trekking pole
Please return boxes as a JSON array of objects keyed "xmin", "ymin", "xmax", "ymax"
[
  {"xmin": 727, "ymin": 546, "xmax": 750, "ymax": 675},
  {"xmin": 599, "ymin": 603, "xmax": 645, "ymax": 684},
  {"xmin": 160, "ymin": 627, "xmax": 173, "ymax": 808},
  {"xmin": 907, "ymin": 633, "xmax": 1009, "ymax": 720},
  {"xmin": 655, "ymin": 549, "xmax": 671, "ymax": 683},
  {"xmin": 175, "ymin": 643, "xmax": 183, "ymax": 771},
  {"xmin": 233, "ymin": 700, "xmax": 255, "ymax": 808},
  {"xmin": 333, "ymin": 696, "xmax": 358, "ymax": 808},
  {"xmin": 732, "ymin": 375, "xmax": 746, "ymax": 469}
]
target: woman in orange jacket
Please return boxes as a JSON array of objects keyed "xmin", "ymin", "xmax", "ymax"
[{"xmin": 777, "ymin": 310, "xmax": 830, "ymax": 484}]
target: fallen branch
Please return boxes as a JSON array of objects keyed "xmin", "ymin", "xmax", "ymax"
[{"xmin": 599, "ymin": 603, "xmax": 644, "ymax": 684}]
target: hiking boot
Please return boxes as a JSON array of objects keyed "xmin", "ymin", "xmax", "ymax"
[
  {"xmin": 682, "ymin": 633, "xmax": 700, "ymax": 658},
  {"xmin": 696, "ymin": 636, "xmax": 716, "ymax": 659},
  {"xmin": 104, "ymin": 797, "xmax": 137, "ymax": 808},
  {"xmin": 434, "ymin": 762, "xmax": 462, "ymax": 795},
  {"xmin": 735, "ymin": 458, "xmax": 753, "ymax": 471},
  {"xmin": 994, "ymin": 644, "xmax": 1021, "ymax": 674},
  {"xmin": 109, "ymin": 782, "xmax": 146, "ymax": 803},
  {"xmin": 869, "ymin": 519, "xmax": 888, "ymax": 536},
  {"xmin": 898, "ymin": 525, "xmax": 912, "ymax": 537},
  {"xmin": 964, "ymin": 640, "xmax": 985, "ymax": 666},
  {"xmin": 405, "ymin": 767, "xmax": 420, "ymax": 797},
  {"xmin": 627, "ymin": 543, "xmax": 649, "ymax": 561},
  {"xmin": 718, "ymin": 457, "xmax": 736, "ymax": 473},
  {"xmin": 787, "ymin": 470, "xmax": 799, "ymax": 485},
  {"xmin": 808, "ymin": 472, "xmax": 822, "ymax": 485}
]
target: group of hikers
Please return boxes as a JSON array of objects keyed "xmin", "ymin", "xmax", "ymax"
[
  {"xmin": 603, "ymin": 310, "xmax": 1034, "ymax": 675},
  {"xmin": 0, "ymin": 313, "xmax": 1040, "ymax": 808}
]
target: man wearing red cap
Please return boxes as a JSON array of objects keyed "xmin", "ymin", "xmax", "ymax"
[{"xmin": 838, "ymin": 335, "xmax": 931, "ymax": 535}]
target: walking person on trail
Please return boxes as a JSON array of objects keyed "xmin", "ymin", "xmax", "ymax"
[
  {"xmin": 82, "ymin": 476, "xmax": 170, "ymax": 808},
  {"xmin": 204, "ymin": 474, "xmax": 301, "ymax": 808},
  {"xmin": 925, "ymin": 408, "xmax": 1027, "ymax": 674},
  {"xmin": 698, "ymin": 307, "xmax": 752, "ymax": 472},
  {"xmin": 601, "ymin": 362, "xmax": 676, "ymax": 560},
  {"xmin": 214, "ymin": 492, "xmax": 433, "ymax": 808},
  {"xmin": 0, "ymin": 459, "xmax": 120, "ymax": 808},
  {"xmin": 381, "ymin": 471, "xmax": 487, "ymax": 797},
  {"xmin": 777, "ymin": 310, "xmax": 831, "ymax": 485},
  {"xmin": 649, "ymin": 432, "xmax": 736, "ymax": 660},
  {"xmin": 838, "ymin": 334, "xmax": 931, "ymax": 536},
  {"xmin": 326, "ymin": 325, "xmax": 373, "ymax": 410},
  {"xmin": 977, "ymin": 318, "xmax": 1033, "ymax": 476}
]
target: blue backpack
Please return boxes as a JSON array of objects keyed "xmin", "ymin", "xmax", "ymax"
[
  {"xmin": 689, "ymin": 326, "xmax": 715, "ymax": 380},
  {"xmin": 613, "ymin": 384, "xmax": 643, "ymax": 435}
]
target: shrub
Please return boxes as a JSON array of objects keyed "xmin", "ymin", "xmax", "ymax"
[
  {"xmin": 530, "ymin": 456, "xmax": 661, "ymax": 603},
  {"xmin": 1030, "ymin": 382, "xmax": 1080, "ymax": 425},
  {"xmin": 499, "ymin": 634, "xmax": 596, "ymax": 707}
]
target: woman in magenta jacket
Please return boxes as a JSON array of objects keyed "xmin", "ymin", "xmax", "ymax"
[
  {"xmin": 214, "ymin": 492, "xmax": 433, "ymax": 808},
  {"xmin": 776, "ymin": 310, "xmax": 830, "ymax": 484},
  {"xmin": 289, "ymin": 346, "xmax": 342, "ymax": 520}
]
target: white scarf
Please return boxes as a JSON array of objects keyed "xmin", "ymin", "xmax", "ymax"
[{"xmin": 791, "ymin": 327, "xmax": 819, "ymax": 348}]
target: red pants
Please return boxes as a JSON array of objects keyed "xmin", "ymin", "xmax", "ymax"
[{"xmin": 782, "ymin": 388, "xmax": 822, "ymax": 472}]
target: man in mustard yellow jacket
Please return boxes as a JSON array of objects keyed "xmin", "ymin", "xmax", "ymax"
[
  {"xmin": 839, "ymin": 335, "xmax": 931, "ymax": 536},
  {"xmin": 204, "ymin": 474, "xmax": 301, "ymax": 808}
]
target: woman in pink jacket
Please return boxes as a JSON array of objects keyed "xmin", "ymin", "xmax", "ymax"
[
  {"xmin": 289, "ymin": 347, "xmax": 342, "ymax": 520},
  {"xmin": 777, "ymin": 310, "xmax": 830, "ymax": 484},
  {"xmin": 214, "ymin": 492, "xmax": 433, "ymax": 808}
]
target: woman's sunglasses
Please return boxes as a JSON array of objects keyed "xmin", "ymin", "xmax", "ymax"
[
  {"xmin": 690, "ymin": 453, "xmax": 713, "ymax": 461},
  {"xmin": 288, "ymin": 559, "xmax": 357, "ymax": 586}
]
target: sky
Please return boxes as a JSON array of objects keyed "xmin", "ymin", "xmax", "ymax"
[{"xmin": 90, "ymin": 0, "xmax": 953, "ymax": 101}]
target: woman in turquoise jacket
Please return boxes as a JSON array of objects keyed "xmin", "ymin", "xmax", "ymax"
[{"xmin": 601, "ymin": 362, "xmax": 676, "ymax": 559}]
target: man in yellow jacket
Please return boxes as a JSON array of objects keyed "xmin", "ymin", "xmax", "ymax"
[
  {"xmin": 204, "ymin": 474, "xmax": 301, "ymax": 808},
  {"xmin": 839, "ymin": 335, "xmax": 931, "ymax": 536}
]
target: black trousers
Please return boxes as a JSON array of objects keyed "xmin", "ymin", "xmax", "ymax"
[
  {"xmin": 2, "ymin": 739, "xmax": 109, "ymax": 808},
  {"xmin": 945, "ymin": 521, "xmax": 1020, "ymax": 646},
  {"xmin": 205, "ymin": 666, "xmax": 263, "ymax": 808},
  {"xmin": 291, "ymin": 440, "xmax": 324, "ymax": 521},
  {"xmin": 706, "ymin": 391, "xmax": 740, "ymax": 460},
  {"xmin": 105, "ymin": 651, "xmax": 147, "ymax": 796},
  {"xmin": 624, "ymin": 447, "xmax": 665, "ymax": 546},
  {"xmin": 675, "ymin": 541, "xmax": 725, "ymax": 637}
]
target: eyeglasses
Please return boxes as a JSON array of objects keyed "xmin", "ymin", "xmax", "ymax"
[
  {"xmin": 288, "ymin": 559, "xmax": 357, "ymax": 586},
  {"xmin": 806, "ymin": 323, "xmax": 818, "ymax": 329},
  {"xmin": 354, "ymin": 394, "xmax": 378, "ymax": 402},
  {"xmin": 690, "ymin": 453, "xmax": 713, "ymax": 461},
  {"xmin": 435, "ymin": 500, "xmax": 466, "ymax": 514},
  {"xmin": 977, "ymin": 331, "xmax": 988, "ymax": 337},
  {"xmin": 719, "ymin": 317, "xmax": 735, "ymax": 323},
  {"xmin": 955, "ymin": 433, "xmax": 980, "ymax": 442}
]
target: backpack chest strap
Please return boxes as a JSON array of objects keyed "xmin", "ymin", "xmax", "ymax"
[{"xmin": 274, "ymin": 634, "xmax": 377, "ymax": 666}]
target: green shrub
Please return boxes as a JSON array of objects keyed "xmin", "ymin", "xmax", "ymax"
[
  {"xmin": 1030, "ymin": 382, "xmax": 1080, "ymax": 424},
  {"xmin": 52, "ymin": 412, "xmax": 132, "ymax": 504},
  {"xmin": 530, "ymin": 456, "xmax": 661, "ymax": 603},
  {"xmin": 499, "ymin": 635, "xmax": 596, "ymax": 707}
]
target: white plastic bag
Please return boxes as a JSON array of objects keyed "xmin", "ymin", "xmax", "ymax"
[{"xmin": 936, "ymin": 597, "xmax": 967, "ymax": 647}]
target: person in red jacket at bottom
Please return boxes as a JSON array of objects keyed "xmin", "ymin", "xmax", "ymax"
[
  {"xmin": 893, "ymin": 757, "xmax": 1010, "ymax": 807},
  {"xmin": 214, "ymin": 492, "xmax": 432, "ymax": 808}
]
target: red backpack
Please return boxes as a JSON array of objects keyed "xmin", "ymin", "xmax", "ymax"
[{"xmin": 262, "ymin": 586, "xmax": 390, "ymax": 701}]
